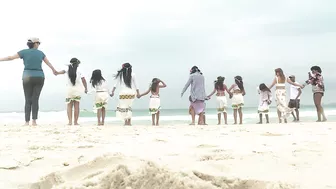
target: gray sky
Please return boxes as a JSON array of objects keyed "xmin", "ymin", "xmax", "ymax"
[{"xmin": 0, "ymin": 0, "xmax": 335, "ymax": 111}]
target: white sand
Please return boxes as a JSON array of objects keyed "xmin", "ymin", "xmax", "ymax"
[{"xmin": 0, "ymin": 122, "xmax": 335, "ymax": 189}]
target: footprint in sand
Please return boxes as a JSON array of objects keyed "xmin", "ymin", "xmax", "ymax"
[
  {"xmin": 197, "ymin": 144, "xmax": 219, "ymax": 148},
  {"xmin": 77, "ymin": 145, "xmax": 94, "ymax": 149},
  {"xmin": 154, "ymin": 139, "xmax": 167, "ymax": 143},
  {"xmin": 261, "ymin": 132, "xmax": 284, "ymax": 137},
  {"xmin": 199, "ymin": 154, "xmax": 234, "ymax": 161}
]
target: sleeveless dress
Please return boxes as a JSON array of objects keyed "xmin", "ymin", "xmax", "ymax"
[
  {"xmin": 275, "ymin": 77, "xmax": 293, "ymax": 118},
  {"xmin": 231, "ymin": 84, "xmax": 244, "ymax": 109}
]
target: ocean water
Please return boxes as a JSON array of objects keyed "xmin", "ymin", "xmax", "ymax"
[{"xmin": 0, "ymin": 105, "xmax": 335, "ymax": 125}]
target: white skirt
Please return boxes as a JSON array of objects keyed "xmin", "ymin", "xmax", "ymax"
[
  {"xmin": 231, "ymin": 93, "xmax": 244, "ymax": 109},
  {"xmin": 216, "ymin": 96, "xmax": 227, "ymax": 113},
  {"xmin": 66, "ymin": 86, "xmax": 82, "ymax": 104},
  {"xmin": 149, "ymin": 95, "xmax": 161, "ymax": 114},
  {"xmin": 258, "ymin": 101, "xmax": 269, "ymax": 114},
  {"xmin": 93, "ymin": 92, "xmax": 109, "ymax": 112},
  {"xmin": 116, "ymin": 88, "xmax": 136, "ymax": 120}
]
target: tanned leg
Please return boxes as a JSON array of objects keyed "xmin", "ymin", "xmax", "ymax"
[
  {"xmin": 102, "ymin": 107, "xmax": 106, "ymax": 125},
  {"xmin": 156, "ymin": 111, "xmax": 160, "ymax": 126},
  {"xmin": 74, "ymin": 101, "xmax": 80, "ymax": 125},
  {"xmin": 257, "ymin": 113, "xmax": 262, "ymax": 124},
  {"xmin": 67, "ymin": 101, "xmax": 73, "ymax": 125},
  {"xmin": 233, "ymin": 109, "xmax": 238, "ymax": 124},
  {"xmin": 238, "ymin": 107, "xmax": 243, "ymax": 124},
  {"xmin": 97, "ymin": 109, "xmax": 102, "ymax": 125},
  {"xmin": 223, "ymin": 112, "xmax": 228, "ymax": 125}
]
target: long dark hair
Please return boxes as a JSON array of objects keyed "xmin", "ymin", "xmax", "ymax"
[
  {"xmin": 190, "ymin": 66, "xmax": 202, "ymax": 75},
  {"xmin": 90, "ymin": 69, "xmax": 105, "ymax": 88},
  {"xmin": 234, "ymin": 76, "xmax": 244, "ymax": 91},
  {"xmin": 259, "ymin": 83, "xmax": 271, "ymax": 92},
  {"xmin": 215, "ymin": 76, "xmax": 225, "ymax": 90},
  {"xmin": 68, "ymin": 58, "xmax": 80, "ymax": 86},
  {"xmin": 114, "ymin": 63, "xmax": 132, "ymax": 88},
  {"xmin": 150, "ymin": 78, "xmax": 159, "ymax": 93}
]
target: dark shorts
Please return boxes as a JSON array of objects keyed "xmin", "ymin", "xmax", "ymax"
[{"xmin": 288, "ymin": 99, "xmax": 300, "ymax": 109}]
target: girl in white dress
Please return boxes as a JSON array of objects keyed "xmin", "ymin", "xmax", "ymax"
[
  {"xmin": 90, "ymin": 69, "xmax": 109, "ymax": 126},
  {"xmin": 138, "ymin": 78, "xmax": 167, "ymax": 126},
  {"xmin": 110, "ymin": 63, "xmax": 140, "ymax": 126},
  {"xmin": 228, "ymin": 76, "xmax": 245, "ymax": 124},
  {"xmin": 56, "ymin": 58, "xmax": 88, "ymax": 125},
  {"xmin": 207, "ymin": 76, "xmax": 231, "ymax": 125},
  {"xmin": 257, "ymin": 83, "xmax": 272, "ymax": 124}
]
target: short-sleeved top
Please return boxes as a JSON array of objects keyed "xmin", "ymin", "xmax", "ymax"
[
  {"xmin": 64, "ymin": 65, "xmax": 84, "ymax": 88},
  {"xmin": 290, "ymin": 82, "xmax": 301, "ymax": 100},
  {"xmin": 18, "ymin": 49, "xmax": 46, "ymax": 78}
]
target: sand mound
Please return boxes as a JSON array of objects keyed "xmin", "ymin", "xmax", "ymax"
[{"xmin": 29, "ymin": 154, "xmax": 297, "ymax": 189}]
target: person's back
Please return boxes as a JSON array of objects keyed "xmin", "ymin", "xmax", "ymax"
[
  {"xmin": 67, "ymin": 69, "xmax": 83, "ymax": 88},
  {"xmin": 19, "ymin": 48, "xmax": 45, "ymax": 78},
  {"xmin": 189, "ymin": 72, "xmax": 206, "ymax": 101}
]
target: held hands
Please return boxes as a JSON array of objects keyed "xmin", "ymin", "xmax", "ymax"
[
  {"xmin": 137, "ymin": 94, "xmax": 141, "ymax": 98},
  {"xmin": 84, "ymin": 89, "xmax": 88, "ymax": 94},
  {"xmin": 110, "ymin": 92, "xmax": 114, "ymax": 97},
  {"xmin": 52, "ymin": 69, "xmax": 58, "ymax": 76}
]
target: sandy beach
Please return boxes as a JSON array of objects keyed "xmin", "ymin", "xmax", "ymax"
[{"xmin": 1, "ymin": 122, "xmax": 335, "ymax": 189}]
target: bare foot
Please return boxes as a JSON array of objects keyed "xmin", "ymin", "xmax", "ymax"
[
  {"xmin": 189, "ymin": 123, "xmax": 195, "ymax": 125},
  {"xmin": 322, "ymin": 118, "xmax": 327, "ymax": 122},
  {"xmin": 32, "ymin": 121, "xmax": 37, "ymax": 126},
  {"xmin": 239, "ymin": 122, "xmax": 243, "ymax": 125},
  {"xmin": 24, "ymin": 122, "xmax": 29, "ymax": 126},
  {"xmin": 233, "ymin": 122, "xmax": 237, "ymax": 125},
  {"xmin": 284, "ymin": 119, "xmax": 288, "ymax": 123},
  {"xmin": 257, "ymin": 122, "xmax": 262, "ymax": 124},
  {"xmin": 67, "ymin": 123, "xmax": 72, "ymax": 126},
  {"xmin": 74, "ymin": 123, "xmax": 80, "ymax": 126}
]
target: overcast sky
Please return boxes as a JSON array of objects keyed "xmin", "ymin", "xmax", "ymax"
[{"xmin": 0, "ymin": 0, "xmax": 335, "ymax": 112}]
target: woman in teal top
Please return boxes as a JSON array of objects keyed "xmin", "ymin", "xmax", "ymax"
[{"xmin": 0, "ymin": 38, "xmax": 58, "ymax": 126}]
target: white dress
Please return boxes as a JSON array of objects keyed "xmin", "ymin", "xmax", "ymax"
[
  {"xmin": 92, "ymin": 80, "xmax": 109, "ymax": 111},
  {"xmin": 64, "ymin": 66, "xmax": 84, "ymax": 103},
  {"xmin": 113, "ymin": 73, "xmax": 139, "ymax": 120},
  {"xmin": 231, "ymin": 84, "xmax": 244, "ymax": 109},
  {"xmin": 258, "ymin": 89, "xmax": 272, "ymax": 114}
]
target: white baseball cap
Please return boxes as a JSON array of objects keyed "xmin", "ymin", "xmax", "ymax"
[{"xmin": 28, "ymin": 37, "xmax": 41, "ymax": 43}]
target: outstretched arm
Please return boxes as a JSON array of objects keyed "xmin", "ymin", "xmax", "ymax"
[
  {"xmin": 181, "ymin": 76, "xmax": 192, "ymax": 97},
  {"xmin": 207, "ymin": 88, "xmax": 216, "ymax": 98},
  {"xmin": 0, "ymin": 53, "xmax": 20, "ymax": 61},
  {"xmin": 268, "ymin": 78, "xmax": 276, "ymax": 89},
  {"xmin": 159, "ymin": 80, "xmax": 167, "ymax": 88},
  {"xmin": 139, "ymin": 88, "xmax": 151, "ymax": 98},
  {"xmin": 43, "ymin": 57, "xmax": 57, "ymax": 75},
  {"xmin": 287, "ymin": 78, "xmax": 303, "ymax": 88},
  {"xmin": 57, "ymin": 70, "xmax": 66, "ymax": 75}
]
